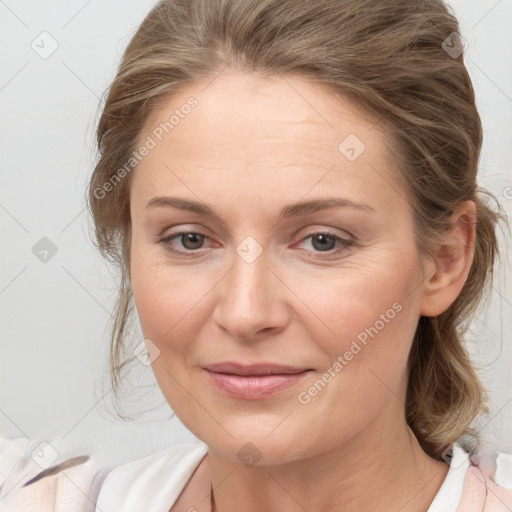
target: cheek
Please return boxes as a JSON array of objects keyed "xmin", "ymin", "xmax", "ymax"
[
  {"xmin": 287, "ymin": 261, "xmax": 420, "ymax": 438},
  {"xmin": 129, "ymin": 247, "xmax": 212, "ymax": 422},
  {"xmin": 132, "ymin": 267, "xmax": 194, "ymax": 344},
  {"xmin": 289, "ymin": 253, "xmax": 421, "ymax": 372},
  {"xmin": 130, "ymin": 243, "xmax": 217, "ymax": 358}
]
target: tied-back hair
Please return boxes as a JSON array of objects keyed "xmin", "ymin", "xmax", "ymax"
[{"xmin": 87, "ymin": 0, "xmax": 507, "ymax": 458}]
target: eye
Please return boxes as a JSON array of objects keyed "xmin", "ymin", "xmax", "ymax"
[
  {"xmin": 158, "ymin": 230, "xmax": 354, "ymax": 258},
  {"xmin": 159, "ymin": 231, "xmax": 211, "ymax": 254},
  {"xmin": 296, "ymin": 232, "xmax": 353, "ymax": 256}
]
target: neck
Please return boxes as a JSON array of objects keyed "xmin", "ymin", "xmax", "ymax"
[{"xmin": 207, "ymin": 413, "xmax": 448, "ymax": 512}]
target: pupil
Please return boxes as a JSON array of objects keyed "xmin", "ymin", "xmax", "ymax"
[
  {"xmin": 312, "ymin": 234, "xmax": 335, "ymax": 251},
  {"xmin": 183, "ymin": 233, "xmax": 204, "ymax": 249}
]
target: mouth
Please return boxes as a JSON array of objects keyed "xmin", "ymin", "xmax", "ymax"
[{"xmin": 202, "ymin": 362, "xmax": 313, "ymax": 400}]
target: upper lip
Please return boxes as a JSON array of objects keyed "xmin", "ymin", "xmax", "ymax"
[{"xmin": 203, "ymin": 362, "xmax": 311, "ymax": 376}]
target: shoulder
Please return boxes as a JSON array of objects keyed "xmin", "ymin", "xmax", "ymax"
[
  {"xmin": 444, "ymin": 441, "xmax": 512, "ymax": 489},
  {"xmin": 0, "ymin": 435, "xmax": 30, "ymax": 486},
  {"xmin": 0, "ymin": 435, "xmax": 107, "ymax": 512},
  {"xmin": 1, "ymin": 435, "xmax": 208, "ymax": 512},
  {"xmin": 95, "ymin": 441, "xmax": 208, "ymax": 512},
  {"xmin": 495, "ymin": 450, "xmax": 512, "ymax": 488},
  {"xmin": 428, "ymin": 442, "xmax": 512, "ymax": 512},
  {"xmin": 470, "ymin": 442, "xmax": 512, "ymax": 489}
]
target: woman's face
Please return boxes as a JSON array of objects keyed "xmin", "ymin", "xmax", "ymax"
[{"xmin": 129, "ymin": 70, "xmax": 430, "ymax": 465}]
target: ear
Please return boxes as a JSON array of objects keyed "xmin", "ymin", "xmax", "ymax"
[{"xmin": 419, "ymin": 200, "xmax": 476, "ymax": 317}]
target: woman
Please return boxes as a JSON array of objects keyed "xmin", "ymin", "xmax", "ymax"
[
  {"xmin": 2, "ymin": 0, "xmax": 511, "ymax": 510},
  {"xmin": 88, "ymin": 0, "xmax": 512, "ymax": 509}
]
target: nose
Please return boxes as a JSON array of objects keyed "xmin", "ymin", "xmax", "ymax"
[{"xmin": 212, "ymin": 247, "xmax": 290, "ymax": 341}]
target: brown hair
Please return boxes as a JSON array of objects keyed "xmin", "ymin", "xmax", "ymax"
[{"xmin": 87, "ymin": 0, "xmax": 507, "ymax": 458}]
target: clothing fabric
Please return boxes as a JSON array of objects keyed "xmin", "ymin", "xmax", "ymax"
[
  {"xmin": 94, "ymin": 441, "xmax": 510, "ymax": 512},
  {"xmin": 2, "ymin": 435, "xmax": 512, "ymax": 512},
  {"xmin": 0, "ymin": 435, "xmax": 110, "ymax": 512},
  {"xmin": 96, "ymin": 441, "xmax": 208, "ymax": 512}
]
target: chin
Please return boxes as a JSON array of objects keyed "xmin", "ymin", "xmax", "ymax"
[
  {"xmin": 192, "ymin": 416, "xmax": 312, "ymax": 467},
  {"xmin": 209, "ymin": 437, "xmax": 305, "ymax": 468}
]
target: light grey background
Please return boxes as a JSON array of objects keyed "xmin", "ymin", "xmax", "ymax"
[{"xmin": 1, "ymin": 0, "xmax": 511, "ymax": 466}]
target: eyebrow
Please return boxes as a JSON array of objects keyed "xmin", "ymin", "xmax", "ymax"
[{"xmin": 145, "ymin": 196, "xmax": 376, "ymax": 219}]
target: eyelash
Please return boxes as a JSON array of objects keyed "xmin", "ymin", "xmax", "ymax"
[{"xmin": 158, "ymin": 230, "xmax": 354, "ymax": 258}]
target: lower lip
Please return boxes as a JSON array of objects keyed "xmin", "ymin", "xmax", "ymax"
[{"xmin": 203, "ymin": 369, "xmax": 311, "ymax": 400}]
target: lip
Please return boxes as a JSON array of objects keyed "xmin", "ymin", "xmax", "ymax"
[{"xmin": 203, "ymin": 362, "xmax": 313, "ymax": 400}]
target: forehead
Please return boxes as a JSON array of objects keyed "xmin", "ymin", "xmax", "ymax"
[
  {"xmin": 142, "ymin": 70, "xmax": 385, "ymax": 154},
  {"xmin": 132, "ymin": 70, "xmax": 404, "ymax": 212}
]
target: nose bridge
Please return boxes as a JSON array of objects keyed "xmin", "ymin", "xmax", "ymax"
[{"xmin": 213, "ymin": 239, "xmax": 288, "ymax": 338}]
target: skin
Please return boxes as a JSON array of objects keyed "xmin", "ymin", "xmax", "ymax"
[{"xmin": 129, "ymin": 70, "xmax": 477, "ymax": 512}]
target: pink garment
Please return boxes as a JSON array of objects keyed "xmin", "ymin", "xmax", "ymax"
[
  {"xmin": 2, "ymin": 436, "xmax": 512, "ymax": 511},
  {"xmin": 0, "ymin": 436, "xmax": 109, "ymax": 512}
]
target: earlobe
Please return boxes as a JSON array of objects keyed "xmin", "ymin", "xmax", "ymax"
[{"xmin": 419, "ymin": 201, "xmax": 476, "ymax": 317}]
